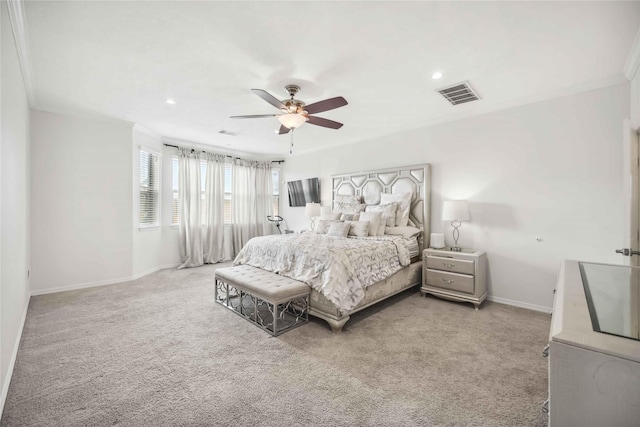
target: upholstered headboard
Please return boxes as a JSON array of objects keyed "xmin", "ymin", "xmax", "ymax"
[{"xmin": 331, "ymin": 164, "xmax": 431, "ymax": 252}]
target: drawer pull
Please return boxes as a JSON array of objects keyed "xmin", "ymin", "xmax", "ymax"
[
  {"xmin": 443, "ymin": 263, "xmax": 456, "ymax": 268},
  {"xmin": 442, "ymin": 279, "xmax": 455, "ymax": 284},
  {"xmin": 542, "ymin": 344, "xmax": 549, "ymax": 358}
]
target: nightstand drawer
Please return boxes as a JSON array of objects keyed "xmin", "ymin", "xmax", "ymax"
[
  {"xmin": 426, "ymin": 256, "xmax": 475, "ymax": 275},
  {"xmin": 426, "ymin": 269, "xmax": 474, "ymax": 294}
]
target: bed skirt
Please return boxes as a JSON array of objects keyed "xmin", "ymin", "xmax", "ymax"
[{"xmin": 309, "ymin": 260, "xmax": 422, "ymax": 332}]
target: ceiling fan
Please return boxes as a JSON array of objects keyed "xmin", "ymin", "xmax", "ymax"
[{"xmin": 230, "ymin": 85, "xmax": 348, "ymax": 135}]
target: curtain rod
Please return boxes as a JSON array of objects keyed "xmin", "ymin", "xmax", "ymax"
[{"xmin": 163, "ymin": 143, "xmax": 285, "ymax": 164}]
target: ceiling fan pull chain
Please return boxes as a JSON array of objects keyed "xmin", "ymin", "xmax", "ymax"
[{"xmin": 289, "ymin": 129, "xmax": 294, "ymax": 154}]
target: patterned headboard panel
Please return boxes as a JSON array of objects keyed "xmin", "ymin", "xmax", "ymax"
[{"xmin": 331, "ymin": 164, "xmax": 431, "ymax": 252}]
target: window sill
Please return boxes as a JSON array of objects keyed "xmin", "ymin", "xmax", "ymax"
[{"xmin": 138, "ymin": 224, "xmax": 160, "ymax": 232}]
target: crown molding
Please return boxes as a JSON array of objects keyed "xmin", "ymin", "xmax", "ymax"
[
  {"xmin": 624, "ymin": 27, "xmax": 640, "ymax": 81},
  {"xmin": 6, "ymin": 0, "xmax": 36, "ymax": 107}
]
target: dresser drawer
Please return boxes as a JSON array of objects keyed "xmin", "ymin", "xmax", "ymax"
[
  {"xmin": 426, "ymin": 269, "xmax": 474, "ymax": 294},
  {"xmin": 426, "ymin": 255, "xmax": 475, "ymax": 275}
]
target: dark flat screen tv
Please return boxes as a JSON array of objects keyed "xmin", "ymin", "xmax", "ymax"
[{"xmin": 288, "ymin": 177, "xmax": 320, "ymax": 207}]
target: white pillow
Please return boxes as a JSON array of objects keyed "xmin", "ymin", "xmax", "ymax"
[
  {"xmin": 385, "ymin": 226, "xmax": 422, "ymax": 239},
  {"xmin": 380, "ymin": 193, "xmax": 412, "ymax": 226},
  {"xmin": 365, "ymin": 203, "xmax": 398, "ymax": 227},
  {"xmin": 327, "ymin": 221, "xmax": 350, "ymax": 238},
  {"xmin": 359, "ymin": 211, "xmax": 383, "ymax": 237},
  {"xmin": 345, "ymin": 220, "xmax": 370, "ymax": 237},
  {"xmin": 320, "ymin": 212, "xmax": 341, "ymax": 220}
]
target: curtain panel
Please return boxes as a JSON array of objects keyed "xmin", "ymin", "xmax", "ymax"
[
  {"xmin": 178, "ymin": 149, "xmax": 228, "ymax": 268},
  {"xmin": 232, "ymin": 159, "xmax": 273, "ymax": 255}
]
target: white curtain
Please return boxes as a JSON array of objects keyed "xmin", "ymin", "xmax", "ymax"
[
  {"xmin": 232, "ymin": 159, "xmax": 273, "ymax": 255},
  {"xmin": 203, "ymin": 152, "xmax": 226, "ymax": 264},
  {"xmin": 178, "ymin": 148, "xmax": 203, "ymax": 268}
]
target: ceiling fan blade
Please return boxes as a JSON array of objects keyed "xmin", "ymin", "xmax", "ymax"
[
  {"xmin": 303, "ymin": 96, "xmax": 348, "ymax": 115},
  {"xmin": 251, "ymin": 89, "xmax": 286, "ymax": 110},
  {"xmin": 230, "ymin": 114, "xmax": 279, "ymax": 119},
  {"xmin": 307, "ymin": 116, "xmax": 343, "ymax": 130},
  {"xmin": 278, "ymin": 125, "xmax": 291, "ymax": 135}
]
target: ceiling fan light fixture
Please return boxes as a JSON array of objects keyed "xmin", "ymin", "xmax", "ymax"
[{"xmin": 278, "ymin": 113, "xmax": 306, "ymax": 129}]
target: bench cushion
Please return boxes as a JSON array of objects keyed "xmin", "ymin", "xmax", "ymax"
[{"xmin": 215, "ymin": 265, "xmax": 310, "ymax": 302}]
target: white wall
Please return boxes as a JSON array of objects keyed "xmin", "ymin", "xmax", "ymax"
[
  {"xmin": 1, "ymin": 0, "xmax": 31, "ymax": 410},
  {"xmin": 282, "ymin": 83, "xmax": 629, "ymax": 311},
  {"xmin": 30, "ymin": 111, "xmax": 134, "ymax": 293},
  {"xmin": 132, "ymin": 126, "xmax": 164, "ymax": 277}
]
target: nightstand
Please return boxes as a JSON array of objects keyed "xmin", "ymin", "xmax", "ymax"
[{"xmin": 421, "ymin": 248, "xmax": 487, "ymax": 309}]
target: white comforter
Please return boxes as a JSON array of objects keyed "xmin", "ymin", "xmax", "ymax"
[{"xmin": 233, "ymin": 233, "xmax": 411, "ymax": 312}]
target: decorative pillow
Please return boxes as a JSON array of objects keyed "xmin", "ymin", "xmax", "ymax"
[
  {"xmin": 345, "ymin": 220, "xmax": 370, "ymax": 237},
  {"xmin": 385, "ymin": 226, "xmax": 422, "ymax": 239},
  {"xmin": 316, "ymin": 219, "xmax": 343, "ymax": 234},
  {"xmin": 327, "ymin": 221, "xmax": 350, "ymax": 238},
  {"xmin": 333, "ymin": 201, "xmax": 366, "ymax": 214},
  {"xmin": 365, "ymin": 203, "xmax": 398, "ymax": 227},
  {"xmin": 340, "ymin": 213, "xmax": 360, "ymax": 221},
  {"xmin": 380, "ymin": 192, "xmax": 412, "ymax": 226},
  {"xmin": 358, "ymin": 211, "xmax": 383, "ymax": 237},
  {"xmin": 335, "ymin": 194, "xmax": 361, "ymax": 204},
  {"xmin": 320, "ymin": 211, "xmax": 342, "ymax": 220}
]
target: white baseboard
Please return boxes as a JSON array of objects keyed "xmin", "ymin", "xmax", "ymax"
[
  {"xmin": 30, "ymin": 263, "xmax": 182, "ymax": 296},
  {"xmin": 0, "ymin": 295, "xmax": 30, "ymax": 419},
  {"xmin": 487, "ymin": 295, "xmax": 553, "ymax": 314},
  {"xmin": 30, "ymin": 274, "xmax": 136, "ymax": 296}
]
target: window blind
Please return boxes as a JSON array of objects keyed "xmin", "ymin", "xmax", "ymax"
[{"xmin": 139, "ymin": 149, "xmax": 160, "ymax": 227}]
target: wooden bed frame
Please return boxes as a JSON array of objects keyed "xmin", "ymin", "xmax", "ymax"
[{"xmin": 309, "ymin": 164, "xmax": 431, "ymax": 332}]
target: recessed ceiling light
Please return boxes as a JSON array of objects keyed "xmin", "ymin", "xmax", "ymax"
[
  {"xmin": 165, "ymin": 98, "xmax": 176, "ymax": 105},
  {"xmin": 432, "ymin": 72, "xmax": 443, "ymax": 80}
]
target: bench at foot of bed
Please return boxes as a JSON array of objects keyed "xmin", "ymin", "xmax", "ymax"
[{"xmin": 214, "ymin": 265, "xmax": 310, "ymax": 336}]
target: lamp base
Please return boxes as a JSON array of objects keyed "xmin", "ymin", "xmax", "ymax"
[{"xmin": 451, "ymin": 246, "xmax": 462, "ymax": 252}]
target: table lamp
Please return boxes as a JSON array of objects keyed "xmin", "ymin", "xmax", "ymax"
[
  {"xmin": 442, "ymin": 200, "xmax": 470, "ymax": 252},
  {"xmin": 305, "ymin": 202, "xmax": 321, "ymax": 231}
]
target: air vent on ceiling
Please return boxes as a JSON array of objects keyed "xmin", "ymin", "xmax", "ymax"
[
  {"xmin": 436, "ymin": 81, "xmax": 480, "ymax": 106},
  {"xmin": 218, "ymin": 129, "xmax": 239, "ymax": 136}
]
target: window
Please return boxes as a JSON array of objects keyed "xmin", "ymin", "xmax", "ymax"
[
  {"xmin": 172, "ymin": 159, "xmax": 279, "ymax": 225},
  {"xmin": 139, "ymin": 149, "xmax": 160, "ymax": 227}
]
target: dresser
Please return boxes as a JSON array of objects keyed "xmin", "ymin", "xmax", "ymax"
[
  {"xmin": 421, "ymin": 248, "xmax": 487, "ymax": 309},
  {"xmin": 547, "ymin": 260, "xmax": 640, "ymax": 426}
]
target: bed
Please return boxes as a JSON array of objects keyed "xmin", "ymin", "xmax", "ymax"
[{"xmin": 234, "ymin": 164, "xmax": 431, "ymax": 332}]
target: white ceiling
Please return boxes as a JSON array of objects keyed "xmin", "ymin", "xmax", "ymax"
[{"xmin": 20, "ymin": 1, "xmax": 640, "ymax": 157}]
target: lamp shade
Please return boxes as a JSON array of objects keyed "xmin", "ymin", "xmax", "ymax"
[
  {"xmin": 305, "ymin": 202, "xmax": 321, "ymax": 217},
  {"xmin": 442, "ymin": 200, "xmax": 470, "ymax": 221},
  {"xmin": 278, "ymin": 113, "xmax": 307, "ymax": 129}
]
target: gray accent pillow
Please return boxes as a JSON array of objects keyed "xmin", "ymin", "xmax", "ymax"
[
  {"xmin": 335, "ymin": 194, "xmax": 361, "ymax": 204},
  {"xmin": 334, "ymin": 201, "xmax": 366, "ymax": 214},
  {"xmin": 340, "ymin": 213, "xmax": 360, "ymax": 221},
  {"xmin": 327, "ymin": 221, "xmax": 350, "ymax": 238}
]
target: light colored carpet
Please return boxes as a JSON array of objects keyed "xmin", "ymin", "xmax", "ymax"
[{"xmin": 2, "ymin": 263, "xmax": 550, "ymax": 426}]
